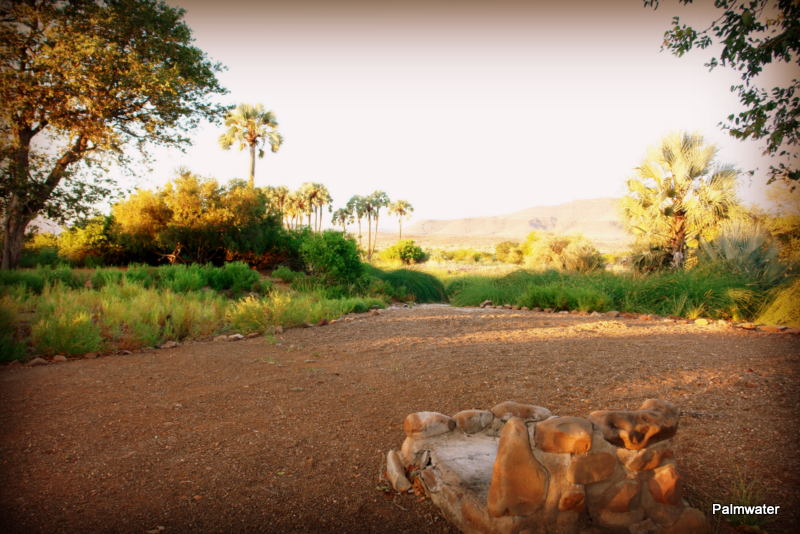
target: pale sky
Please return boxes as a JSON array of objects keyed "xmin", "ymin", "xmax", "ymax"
[{"xmin": 121, "ymin": 0, "xmax": 787, "ymax": 228}]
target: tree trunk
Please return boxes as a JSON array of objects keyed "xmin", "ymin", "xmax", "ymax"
[
  {"xmin": 670, "ymin": 213, "xmax": 687, "ymax": 269},
  {"xmin": 367, "ymin": 214, "xmax": 372, "ymax": 259},
  {"xmin": 399, "ymin": 218, "xmax": 403, "ymax": 240},
  {"xmin": 357, "ymin": 219, "xmax": 362, "ymax": 248},
  {"xmin": 373, "ymin": 213, "xmax": 380, "ymax": 256},
  {"xmin": 249, "ymin": 143, "xmax": 256, "ymax": 188},
  {"xmin": 1, "ymin": 197, "xmax": 33, "ymax": 270}
]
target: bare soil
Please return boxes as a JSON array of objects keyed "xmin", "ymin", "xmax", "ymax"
[{"xmin": 1, "ymin": 305, "xmax": 798, "ymax": 534}]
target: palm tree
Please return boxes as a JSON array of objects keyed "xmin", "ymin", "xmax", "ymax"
[
  {"xmin": 219, "ymin": 103, "xmax": 283, "ymax": 188},
  {"xmin": 263, "ymin": 185, "xmax": 290, "ymax": 225},
  {"xmin": 331, "ymin": 207, "xmax": 354, "ymax": 233},
  {"xmin": 346, "ymin": 195, "xmax": 367, "ymax": 248},
  {"xmin": 297, "ymin": 182, "xmax": 332, "ymax": 232},
  {"xmin": 622, "ymin": 132, "xmax": 740, "ymax": 269},
  {"xmin": 388, "ymin": 200, "xmax": 413, "ymax": 240},
  {"xmin": 365, "ymin": 191, "xmax": 390, "ymax": 258}
]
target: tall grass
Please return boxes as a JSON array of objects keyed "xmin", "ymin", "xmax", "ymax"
[
  {"xmin": 365, "ymin": 266, "xmax": 446, "ymax": 303},
  {"xmin": 446, "ymin": 269, "xmax": 769, "ymax": 320}
]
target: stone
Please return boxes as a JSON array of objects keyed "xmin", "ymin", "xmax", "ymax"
[
  {"xmin": 660, "ymin": 507, "xmax": 709, "ymax": 534},
  {"xmin": 520, "ymin": 306, "xmax": 530, "ymax": 311},
  {"xmin": 213, "ymin": 335, "xmax": 228, "ymax": 342},
  {"xmin": 83, "ymin": 352, "xmax": 98, "ymax": 359},
  {"xmin": 600, "ymin": 479, "xmax": 641, "ymax": 513},
  {"xmin": 403, "ymin": 411, "xmax": 455, "ymax": 438},
  {"xmin": 27, "ymin": 357, "xmax": 48, "ymax": 366},
  {"xmin": 491, "ymin": 401, "xmax": 552, "ymax": 422},
  {"xmin": 543, "ymin": 308, "xmax": 553, "ymax": 313},
  {"xmin": 453, "ymin": 409, "xmax": 494, "ymax": 434},
  {"xmin": 759, "ymin": 325, "xmax": 786, "ymax": 333},
  {"xmin": 52, "ymin": 355, "xmax": 67, "ymax": 363},
  {"xmin": 568, "ymin": 452, "xmax": 616, "ymax": 484},
  {"xmin": 616, "ymin": 440, "xmax": 673, "ymax": 471},
  {"xmin": 694, "ymin": 318, "xmax": 709, "ymax": 326},
  {"xmin": 159, "ymin": 340, "xmax": 179, "ymax": 349},
  {"xmin": 480, "ymin": 300, "xmax": 492, "ymax": 308},
  {"xmin": 274, "ymin": 325, "xmax": 284, "ymax": 334},
  {"xmin": 533, "ymin": 307, "xmax": 542, "ymax": 312},
  {"xmin": 534, "ymin": 416, "xmax": 592, "ymax": 454},
  {"xmin": 512, "ymin": 305, "xmax": 521, "ymax": 310},
  {"xmin": 120, "ymin": 350, "xmax": 133, "ymax": 355},
  {"xmin": 606, "ymin": 310, "xmax": 621, "ymax": 317},
  {"xmin": 386, "ymin": 450, "xmax": 411, "ymax": 492},
  {"xmin": 487, "ymin": 417, "xmax": 548, "ymax": 517},
  {"xmin": 739, "ymin": 322, "xmax": 757, "ymax": 330},
  {"xmin": 228, "ymin": 333, "xmax": 245, "ymax": 341},
  {"xmin": 648, "ymin": 462, "xmax": 681, "ymax": 505},
  {"xmin": 316, "ymin": 318, "xmax": 329, "ymax": 326},
  {"xmin": 639, "ymin": 314, "xmax": 655, "ymax": 320},
  {"xmin": 588, "ymin": 399, "xmax": 678, "ymax": 450},
  {"xmin": 558, "ymin": 486, "xmax": 586, "ymax": 512},
  {"xmin": 245, "ymin": 332, "xmax": 260, "ymax": 338}
]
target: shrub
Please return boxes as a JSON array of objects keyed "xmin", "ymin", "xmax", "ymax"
[
  {"xmin": 758, "ymin": 278, "xmax": 800, "ymax": 327},
  {"xmin": 31, "ymin": 310, "xmax": 103, "ymax": 355},
  {"xmin": 299, "ymin": 231, "xmax": 363, "ymax": 284},
  {"xmin": 272, "ymin": 265, "xmax": 305, "ymax": 283},
  {"xmin": 379, "ymin": 240, "xmax": 428, "ymax": 264},
  {"xmin": 495, "ymin": 241, "xmax": 523, "ymax": 264},
  {"xmin": 523, "ymin": 233, "xmax": 605, "ymax": 272},
  {"xmin": 365, "ymin": 266, "xmax": 446, "ymax": 302},
  {"xmin": 57, "ymin": 217, "xmax": 118, "ymax": 266},
  {"xmin": 698, "ymin": 221, "xmax": 786, "ymax": 288},
  {"xmin": 0, "ymin": 301, "xmax": 26, "ymax": 361}
]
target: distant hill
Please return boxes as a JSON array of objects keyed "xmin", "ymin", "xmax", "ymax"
[{"xmin": 405, "ymin": 198, "xmax": 631, "ymax": 252}]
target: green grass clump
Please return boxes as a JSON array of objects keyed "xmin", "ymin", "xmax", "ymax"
[
  {"xmin": 0, "ymin": 301, "xmax": 26, "ymax": 361},
  {"xmin": 446, "ymin": 269, "xmax": 769, "ymax": 320},
  {"xmin": 757, "ymin": 278, "xmax": 800, "ymax": 327},
  {"xmin": 31, "ymin": 310, "xmax": 103, "ymax": 355},
  {"xmin": 366, "ymin": 266, "xmax": 446, "ymax": 302}
]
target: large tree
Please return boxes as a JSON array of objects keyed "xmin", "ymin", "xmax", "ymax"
[
  {"xmin": 388, "ymin": 199, "xmax": 413, "ymax": 240},
  {"xmin": 646, "ymin": 0, "xmax": 800, "ymax": 184},
  {"xmin": 0, "ymin": 0, "xmax": 227, "ymax": 268},
  {"xmin": 622, "ymin": 132, "xmax": 741, "ymax": 269},
  {"xmin": 218, "ymin": 103, "xmax": 283, "ymax": 188}
]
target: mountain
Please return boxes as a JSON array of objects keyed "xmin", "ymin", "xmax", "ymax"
[{"xmin": 404, "ymin": 197, "xmax": 631, "ymax": 251}]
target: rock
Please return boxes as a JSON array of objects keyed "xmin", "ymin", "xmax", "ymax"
[
  {"xmin": 533, "ymin": 307, "xmax": 542, "ymax": 312},
  {"xmin": 479, "ymin": 300, "xmax": 492, "ymax": 308},
  {"xmin": 228, "ymin": 333, "xmax": 245, "ymax": 341},
  {"xmin": 453, "ymin": 409, "xmax": 494, "ymax": 434},
  {"xmin": 27, "ymin": 357, "xmax": 48, "ymax": 366},
  {"xmin": 616, "ymin": 440, "xmax": 673, "ymax": 471},
  {"xmin": 606, "ymin": 310, "xmax": 621, "ymax": 317},
  {"xmin": 119, "ymin": 350, "xmax": 133, "ymax": 355},
  {"xmin": 302, "ymin": 322, "xmax": 314, "ymax": 328},
  {"xmin": 588, "ymin": 399, "xmax": 678, "ymax": 450},
  {"xmin": 7, "ymin": 360, "xmax": 21, "ymax": 367},
  {"xmin": 386, "ymin": 450, "xmax": 411, "ymax": 492},
  {"xmin": 502, "ymin": 304, "xmax": 512, "ymax": 309},
  {"xmin": 558, "ymin": 310, "xmax": 569, "ymax": 314},
  {"xmin": 534, "ymin": 416, "xmax": 592, "ymax": 454},
  {"xmin": 759, "ymin": 325, "xmax": 786, "ymax": 333},
  {"xmin": 159, "ymin": 340, "xmax": 179, "ymax": 349},
  {"xmin": 274, "ymin": 325, "xmax": 284, "ymax": 334},
  {"xmin": 512, "ymin": 305, "xmax": 521, "ymax": 310},
  {"xmin": 600, "ymin": 479, "xmax": 641, "ymax": 513},
  {"xmin": 568, "ymin": 452, "xmax": 616, "ymax": 484},
  {"xmin": 559, "ymin": 486, "xmax": 586, "ymax": 512},
  {"xmin": 403, "ymin": 411, "xmax": 456, "ymax": 438},
  {"xmin": 521, "ymin": 306, "xmax": 530, "ymax": 311},
  {"xmin": 52, "ymin": 355, "xmax": 67, "ymax": 363},
  {"xmin": 660, "ymin": 507, "xmax": 709, "ymax": 534},
  {"xmin": 246, "ymin": 332, "xmax": 260, "ymax": 338},
  {"xmin": 487, "ymin": 417, "xmax": 548, "ymax": 517},
  {"xmin": 590, "ymin": 311, "xmax": 601, "ymax": 316},
  {"xmin": 739, "ymin": 322, "xmax": 757, "ymax": 330},
  {"xmin": 491, "ymin": 401, "xmax": 552, "ymax": 422},
  {"xmin": 648, "ymin": 461, "xmax": 681, "ymax": 505},
  {"xmin": 316, "ymin": 318, "xmax": 329, "ymax": 326},
  {"xmin": 694, "ymin": 318, "xmax": 709, "ymax": 326},
  {"xmin": 543, "ymin": 308, "xmax": 553, "ymax": 313},
  {"xmin": 83, "ymin": 352, "xmax": 98, "ymax": 359},
  {"xmin": 213, "ymin": 334, "xmax": 228, "ymax": 342}
]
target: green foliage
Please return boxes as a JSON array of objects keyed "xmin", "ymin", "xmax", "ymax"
[
  {"xmin": 495, "ymin": 241, "xmax": 524, "ymax": 264},
  {"xmin": 366, "ymin": 266, "xmax": 446, "ymax": 303},
  {"xmin": 0, "ymin": 301, "xmax": 26, "ymax": 361},
  {"xmin": 272, "ymin": 266, "xmax": 305, "ymax": 283},
  {"xmin": 430, "ymin": 248, "xmax": 493, "ymax": 263},
  {"xmin": 697, "ymin": 221, "xmax": 786, "ymax": 288},
  {"xmin": 446, "ymin": 269, "xmax": 767, "ymax": 320},
  {"xmin": 379, "ymin": 240, "xmax": 428, "ymax": 264},
  {"xmin": 299, "ymin": 231, "xmax": 363, "ymax": 285},
  {"xmin": 622, "ymin": 132, "xmax": 741, "ymax": 268},
  {"xmin": 57, "ymin": 217, "xmax": 119, "ymax": 266},
  {"xmin": 1, "ymin": 0, "xmax": 227, "ymax": 268},
  {"xmin": 522, "ymin": 233, "xmax": 605, "ymax": 272},
  {"xmin": 758, "ymin": 278, "xmax": 800, "ymax": 327},
  {"xmin": 647, "ymin": 0, "xmax": 800, "ymax": 183},
  {"xmin": 219, "ymin": 104, "xmax": 283, "ymax": 187},
  {"xmin": 31, "ymin": 310, "xmax": 103, "ymax": 356}
]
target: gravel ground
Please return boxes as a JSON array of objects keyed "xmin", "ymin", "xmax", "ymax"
[{"xmin": 0, "ymin": 305, "xmax": 798, "ymax": 534}]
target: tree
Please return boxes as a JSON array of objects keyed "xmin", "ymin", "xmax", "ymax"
[
  {"xmin": 645, "ymin": 0, "xmax": 800, "ymax": 184},
  {"xmin": 298, "ymin": 182, "xmax": 331, "ymax": 232},
  {"xmin": 0, "ymin": 0, "xmax": 227, "ymax": 269},
  {"xmin": 218, "ymin": 103, "xmax": 283, "ymax": 188},
  {"xmin": 346, "ymin": 195, "xmax": 367, "ymax": 249},
  {"xmin": 263, "ymin": 185, "xmax": 290, "ymax": 226},
  {"xmin": 622, "ymin": 132, "xmax": 741, "ymax": 268},
  {"xmin": 331, "ymin": 207, "xmax": 354, "ymax": 233},
  {"xmin": 388, "ymin": 200, "xmax": 414, "ymax": 240},
  {"xmin": 364, "ymin": 191, "xmax": 389, "ymax": 258}
]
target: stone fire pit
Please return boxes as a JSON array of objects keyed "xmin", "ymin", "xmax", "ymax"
[{"xmin": 387, "ymin": 399, "xmax": 708, "ymax": 534}]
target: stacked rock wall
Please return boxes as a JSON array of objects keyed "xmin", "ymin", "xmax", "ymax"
[{"xmin": 388, "ymin": 399, "xmax": 708, "ymax": 534}]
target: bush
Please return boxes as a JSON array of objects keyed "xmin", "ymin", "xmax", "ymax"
[
  {"xmin": 365, "ymin": 266, "xmax": 446, "ymax": 302},
  {"xmin": 523, "ymin": 233, "xmax": 605, "ymax": 272},
  {"xmin": 272, "ymin": 265, "xmax": 305, "ymax": 283},
  {"xmin": 495, "ymin": 241, "xmax": 523, "ymax": 264},
  {"xmin": 31, "ymin": 309, "xmax": 103, "ymax": 355},
  {"xmin": 0, "ymin": 302, "xmax": 26, "ymax": 361},
  {"xmin": 299, "ymin": 231, "xmax": 363, "ymax": 285},
  {"xmin": 758, "ymin": 278, "xmax": 800, "ymax": 327},
  {"xmin": 57, "ymin": 217, "xmax": 118, "ymax": 266},
  {"xmin": 379, "ymin": 240, "xmax": 428, "ymax": 264}
]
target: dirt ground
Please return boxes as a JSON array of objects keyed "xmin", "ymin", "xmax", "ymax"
[{"xmin": 1, "ymin": 305, "xmax": 798, "ymax": 534}]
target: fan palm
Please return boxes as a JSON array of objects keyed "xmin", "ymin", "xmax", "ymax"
[
  {"xmin": 388, "ymin": 200, "xmax": 413, "ymax": 240},
  {"xmin": 622, "ymin": 132, "xmax": 740, "ymax": 269},
  {"xmin": 219, "ymin": 104, "xmax": 283, "ymax": 188}
]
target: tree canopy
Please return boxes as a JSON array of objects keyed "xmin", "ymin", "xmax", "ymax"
[
  {"xmin": 0, "ymin": 0, "xmax": 228, "ymax": 268},
  {"xmin": 218, "ymin": 103, "xmax": 283, "ymax": 188},
  {"xmin": 646, "ymin": 0, "xmax": 800, "ymax": 184}
]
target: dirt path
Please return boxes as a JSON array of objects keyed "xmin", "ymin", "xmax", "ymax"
[{"xmin": 1, "ymin": 305, "xmax": 798, "ymax": 534}]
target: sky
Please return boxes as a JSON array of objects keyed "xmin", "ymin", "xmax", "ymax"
[{"xmin": 125, "ymin": 0, "xmax": 789, "ymax": 228}]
